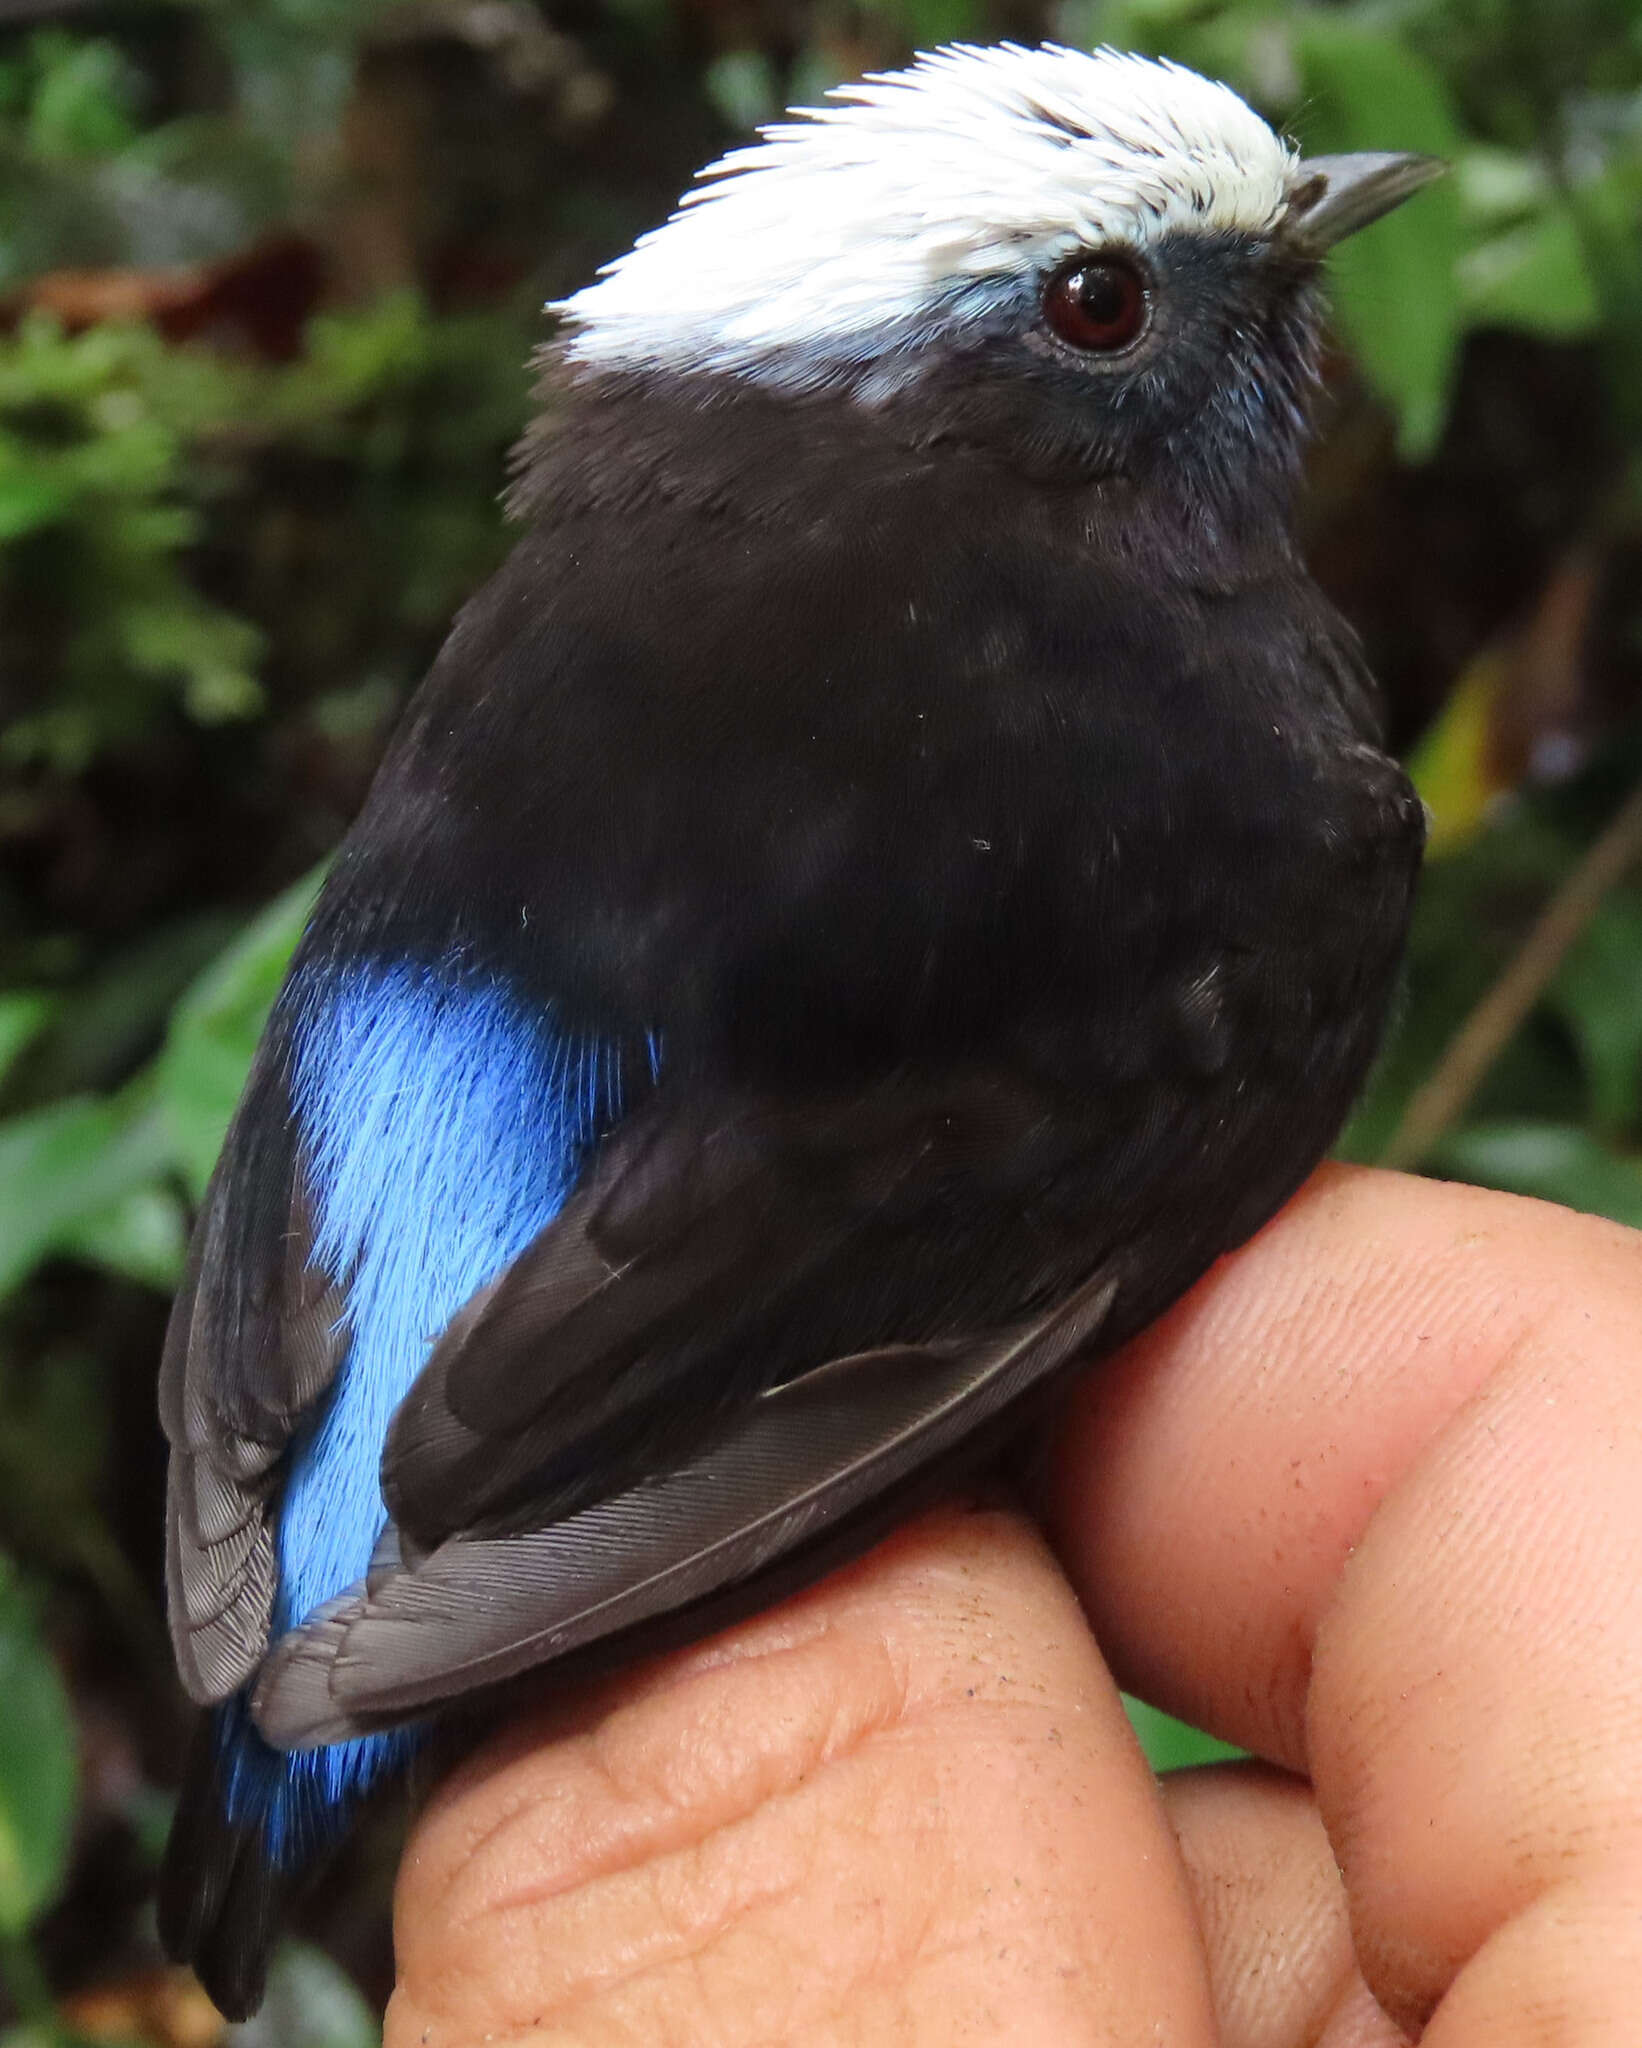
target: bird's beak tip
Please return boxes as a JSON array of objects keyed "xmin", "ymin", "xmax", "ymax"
[{"xmin": 1283, "ymin": 150, "xmax": 1448, "ymax": 255}]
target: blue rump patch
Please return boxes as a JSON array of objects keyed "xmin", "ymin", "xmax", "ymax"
[
  {"xmin": 213, "ymin": 1690, "xmax": 415, "ymax": 1867},
  {"xmin": 224, "ymin": 958, "xmax": 628, "ymax": 1853}
]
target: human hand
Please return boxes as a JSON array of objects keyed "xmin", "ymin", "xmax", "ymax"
[{"xmin": 386, "ymin": 1166, "xmax": 1642, "ymax": 2046}]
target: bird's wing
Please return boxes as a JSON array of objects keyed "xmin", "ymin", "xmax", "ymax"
[
  {"xmin": 388, "ymin": 1062, "xmax": 1119, "ymax": 1548},
  {"xmin": 249, "ymin": 1070, "xmax": 1125, "ymax": 1747},
  {"xmin": 158, "ymin": 1026, "xmax": 344, "ymax": 1705},
  {"xmin": 255, "ymin": 1272, "xmax": 1118, "ymax": 1746}
]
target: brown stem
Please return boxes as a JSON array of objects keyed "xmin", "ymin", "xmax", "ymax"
[{"xmin": 1383, "ymin": 776, "xmax": 1642, "ymax": 1170}]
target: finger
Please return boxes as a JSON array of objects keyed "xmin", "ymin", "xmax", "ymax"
[
  {"xmin": 387, "ymin": 1506, "xmax": 1218, "ymax": 2048},
  {"xmin": 1053, "ymin": 1166, "xmax": 1642, "ymax": 2035},
  {"xmin": 1418, "ymin": 1858, "xmax": 1642, "ymax": 2047},
  {"xmin": 1163, "ymin": 1763, "xmax": 1411, "ymax": 2048},
  {"xmin": 1050, "ymin": 1164, "xmax": 1642, "ymax": 1767},
  {"xmin": 1164, "ymin": 1764, "xmax": 1359, "ymax": 2048},
  {"xmin": 1307, "ymin": 1275, "xmax": 1642, "ymax": 2034}
]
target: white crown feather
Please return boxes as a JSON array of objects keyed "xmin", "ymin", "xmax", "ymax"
[{"xmin": 554, "ymin": 44, "xmax": 1296, "ymax": 380}]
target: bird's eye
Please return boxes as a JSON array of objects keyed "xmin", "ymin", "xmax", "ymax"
[{"xmin": 1043, "ymin": 256, "xmax": 1149, "ymax": 353}]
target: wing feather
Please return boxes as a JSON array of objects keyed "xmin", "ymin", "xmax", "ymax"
[
  {"xmin": 159, "ymin": 1033, "xmax": 346, "ymax": 1705},
  {"xmin": 252, "ymin": 1262, "xmax": 1120, "ymax": 1747},
  {"xmin": 383, "ymin": 1072, "xmax": 1067, "ymax": 1550}
]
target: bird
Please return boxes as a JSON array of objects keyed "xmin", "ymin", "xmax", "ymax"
[{"xmin": 157, "ymin": 41, "xmax": 1438, "ymax": 2017}]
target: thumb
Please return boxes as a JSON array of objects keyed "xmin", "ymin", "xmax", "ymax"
[{"xmin": 388, "ymin": 1506, "xmax": 1215, "ymax": 2047}]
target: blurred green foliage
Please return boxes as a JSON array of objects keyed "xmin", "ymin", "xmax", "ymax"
[
  {"xmin": 0, "ymin": 299, "xmax": 528, "ymax": 779},
  {"xmin": 0, "ymin": 1562, "xmax": 77, "ymax": 1942},
  {"xmin": 2, "ymin": 0, "xmax": 1642, "ymax": 2031}
]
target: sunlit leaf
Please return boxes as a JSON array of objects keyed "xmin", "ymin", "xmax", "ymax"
[
  {"xmin": 0, "ymin": 1560, "xmax": 77, "ymax": 1935},
  {"xmin": 1407, "ymin": 652, "xmax": 1502, "ymax": 855}
]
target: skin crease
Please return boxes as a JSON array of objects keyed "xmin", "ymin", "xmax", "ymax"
[{"xmin": 386, "ymin": 1164, "xmax": 1642, "ymax": 2047}]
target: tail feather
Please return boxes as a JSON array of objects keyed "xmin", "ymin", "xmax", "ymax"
[{"xmin": 160, "ymin": 1695, "xmax": 413, "ymax": 2021}]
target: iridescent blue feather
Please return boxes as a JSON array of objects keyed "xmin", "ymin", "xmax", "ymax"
[{"xmin": 214, "ymin": 958, "xmax": 627, "ymax": 1860}]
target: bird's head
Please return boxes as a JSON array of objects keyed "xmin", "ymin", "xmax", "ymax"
[{"xmin": 551, "ymin": 44, "xmax": 1440, "ymax": 514}]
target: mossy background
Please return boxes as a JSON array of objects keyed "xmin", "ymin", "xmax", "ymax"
[{"xmin": 4, "ymin": 0, "xmax": 1642, "ymax": 2034}]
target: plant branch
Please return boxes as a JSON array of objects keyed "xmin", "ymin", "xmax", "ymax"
[{"xmin": 1383, "ymin": 776, "xmax": 1642, "ymax": 1170}]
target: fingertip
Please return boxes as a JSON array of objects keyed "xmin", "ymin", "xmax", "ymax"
[{"xmin": 1048, "ymin": 1167, "xmax": 1639, "ymax": 1764}]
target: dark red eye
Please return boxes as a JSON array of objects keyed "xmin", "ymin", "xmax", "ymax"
[{"xmin": 1044, "ymin": 256, "xmax": 1149, "ymax": 353}]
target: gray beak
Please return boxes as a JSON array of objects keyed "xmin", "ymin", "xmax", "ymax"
[{"xmin": 1282, "ymin": 151, "xmax": 1447, "ymax": 255}]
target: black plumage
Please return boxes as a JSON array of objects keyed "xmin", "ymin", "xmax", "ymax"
[{"xmin": 157, "ymin": 48, "xmax": 1432, "ymax": 2017}]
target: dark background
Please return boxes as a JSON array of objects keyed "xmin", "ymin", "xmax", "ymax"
[{"xmin": 3, "ymin": 0, "xmax": 1641, "ymax": 2036}]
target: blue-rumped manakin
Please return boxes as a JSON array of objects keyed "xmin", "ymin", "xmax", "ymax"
[{"xmin": 158, "ymin": 44, "xmax": 1438, "ymax": 2015}]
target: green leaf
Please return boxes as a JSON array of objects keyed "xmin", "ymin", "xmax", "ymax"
[
  {"xmin": 24, "ymin": 34, "xmax": 138, "ymax": 162},
  {"xmin": 57, "ymin": 1183, "xmax": 188, "ymax": 1291},
  {"xmin": 0, "ymin": 463, "xmax": 72, "ymax": 540},
  {"xmin": 227, "ymin": 1942, "xmax": 379, "ymax": 2048},
  {"xmin": 1428, "ymin": 1120, "xmax": 1642, "ymax": 1227},
  {"xmin": 0, "ymin": 1347, "xmax": 110, "ymax": 1504},
  {"xmin": 0, "ymin": 997, "xmax": 55, "ymax": 1093},
  {"xmin": 901, "ymin": 0, "xmax": 982, "ymax": 52},
  {"xmin": 1546, "ymin": 894, "xmax": 1642, "ymax": 1134},
  {"xmin": 1289, "ymin": 17, "xmax": 1468, "ymax": 458},
  {"xmin": 1455, "ymin": 146, "xmax": 1551, "ymax": 226},
  {"xmin": 0, "ymin": 1561, "xmax": 77, "ymax": 1935},
  {"xmin": 15, "ymin": 914, "xmax": 236, "ymax": 1104},
  {"xmin": 118, "ymin": 598, "xmax": 264, "ymax": 719},
  {"xmin": 159, "ymin": 870, "xmax": 323, "ymax": 1196},
  {"xmin": 1125, "ymin": 1696, "xmax": 1243, "ymax": 1773},
  {"xmin": 1458, "ymin": 207, "xmax": 1602, "ymax": 339},
  {"xmin": 702, "ymin": 51, "xmax": 779, "ymax": 133},
  {"xmin": 0, "ymin": 1084, "xmax": 173, "ymax": 1297}
]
